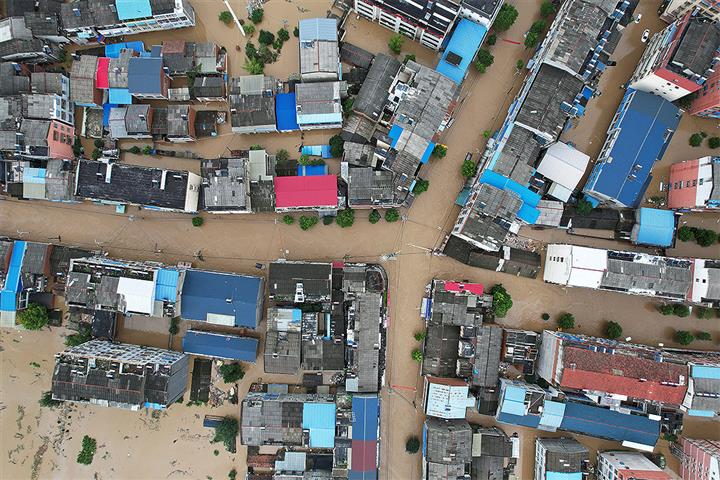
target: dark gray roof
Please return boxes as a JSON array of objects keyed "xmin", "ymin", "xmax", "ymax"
[
  {"xmin": 75, "ymin": 160, "xmax": 192, "ymax": 210},
  {"xmin": 19, "ymin": 118, "xmax": 50, "ymax": 152},
  {"xmin": 128, "ymin": 57, "xmax": 163, "ymax": 94},
  {"xmin": 44, "ymin": 158, "xmax": 74, "ymax": 201},
  {"xmin": 268, "ymin": 262, "xmax": 332, "ymax": 300},
  {"xmin": 70, "ymin": 55, "xmax": 98, "ymax": 104},
  {"xmin": 515, "ymin": 64, "xmax": 584, "ymax": 138},
  {"xmin": 161, "ymin": 41, "xmax": 196, "ymax": 74},
  {"xmin": 375, "ymin": 0, "xmax": 458, "ymax": 36},
  {"xmin": 442, "ymin": 235, "xmax": 540, "ymax": 279},
  {"xmin": 31, "ymin": 72, "xmax": 64, "ymax": 95},
  {"xmin": 150, "ymin": 0, "xmax": 176, "ymax": 15},
  {"xmin": 264, "ymin": 330, "xmax": 301, "ymax": 374},
  {"xmin": 60, "ymin": 0, "xmax": 118, "ymax": 29},
  {"xmin": 249, "ymin": 180, "xmax": 275, "ymax": 213},
  {"xmin": 21, "ymin": 241, "xmax": 49, "ymax": 275},
  {"xmin": 167, "ymin": 105, "xmax": 191, "ymax": 137},
  {"xmin": 424, "ymin": 417, "xmax": 472, "ymax": 465},
  {"xmin": 0, "ymin": 96, "xmax": 23, "ymax": 129},
  {"xmin": 23, "ymin": 12, "xmax": 61, "ymax": 36},
  {"xmin": 201, "ymin": 157, "xmax": 249, "ymax": 212},
  {"xmin": 492, "ymin": 126, "xmax": 544, "ymax": 185},
  {"xmin": 7, "ymin": 0, "xmax": 63, "ymax": 16},
  {"xmin": 0, "ymin": 64, "xmax": 30, "ymax": 95},
  {"xmin": 471, "ymin": 427, "xmax": 514, "ymax": 480},
  {"xmin": 461, "ymin": 0, "xmax": 504, "ymax": 19},
  {"xmin": 125, "ymin": 104, "xmax": 151, "ymax": 134},
  {"xmin": 230, "ymin": 94, "xmax": 276, "ymax": 132},
  {"xmin": 108, "ymin": 51, "xmax": 133, "ymax": 89},
  {"xmin": 193, "ymin": 76, "xmax": 225, "ymax": 99},
  {"xmin": 422, "ymin": 324, "xmax": 460, "ymax": 377},
  {"xmin": 151, "ymin": 106, "xmax": 168, "ymax": 136},
  {"xmin": 49, "ymin": 245, "xmax": 91, "ymax": 277},
  {"xmin": 472, "ymin": 325, "xmax": 502, "ymax": 388},
  {"xmin": 343, "ymin": 142, "xmax": 375, "ymax": 167},
  {"xmin": 537, "ymin": 438, "xmax": 588, "ymax": 473},
  {"xmin": 193, "ymin": 110, "xmax": 217, "ymax": 137},
  {"xmin": 22, "ymin": 94, "xmax": 55, "ymax": 120},
  {"xmin": 340, "ymin": 42, "xmax": 374, "ymax": 70},
  {"xmin": 341, "ymin": 114, "xmax": 375, "ymax": 144},
  {"xmin": 348, "ymin": 292, "xmax": 382, "ymax": 392},
  {"xmin": 354, "ymin": 54, "xmax": 400, "ymax": 121},
  {"xmin": 347, "ymin": 167, "xmax": 394, "ymax": 207},
  {"xmin": 671, "ymin": 18, "xmax": 720, "ymax": 76}
]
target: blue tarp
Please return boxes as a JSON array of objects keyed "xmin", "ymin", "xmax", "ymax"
[
  {"xmin": 635, "ymin": 208, "xmax": 675, "ymax": 247},
  {"xmin": 105, "ymin": 41, "xmax": 146, "ymax": 58},
  {"xmin": 182, "ymin": 330, "xmax": 258, "ymax": 362},
  {"xmin": 108, "ymin": 88, "xmax": 132, "ymax": 105},
  {"xmin": 539, "ymin": 400, "xmax": 565, "ymax": 430},
  {"xmin": 301, "ymin": 145, "xmax": 333, "ymax": 158},
  {"xmin": 560, "ymin": 402, "xmax": 660, "ymax": 447},
  {"xmin": 0, "ymin": 241, "xmax": 25, "ymax": 312},
  {"xmin": 180, "ymin": 269, "xmax": 262, "ymax": 328},
  {"xmin": 388, "ymin": 124, "xmax": 403, "ymax": 148},
  {"xmin": 102, "ymin": 103, "xmax": 118, "ymax": 127},
  {"xmin": 276, "ymin": 93, "xmax": 299, "ymax": 131},
  {"xmin": 155, "ymin": 269, "xmax": 179, "ymax": 302},
  {"xmin": 436, "ymin": 19, "xmax": 488, "ymax": 85},
  {"xmin": 479, "ymin": 169, "xmax": 541, "ymax": 223},
  {"xmin": 297, "ymin": 164, "xmax": 329, "ymax": 176},
  {"xmin": 302, "ymin": 402, "xmax": 337, "ymax": 448},
  {"xmin": 499, "ymin": 385, "xmax": 528, "ymax": 416},
  {"xmin": 116, "ymin": 0, "xmax": 152, "ymax": 21},
  {"xmin": 352, "ymin": 395, "xmax": 379, "ymax": 441},
  {"xmin": 420, "ymin": 142, "xmax": 435, "ymax": 164}
]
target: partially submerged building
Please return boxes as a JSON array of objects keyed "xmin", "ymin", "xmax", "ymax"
[
  {"xmin": 200, "ymin": 156, "xmax": 251, "ymax": 213},
  {"xmin": 182, "ymin": 330, "xmax": 258, "ymax": 362},
  {"xmin": 423, "ymin": 417, "xmax": 473, "ymax": 480},
  {"xmin": 667, "ymin": 156, "xmax": 719, "ymax": 211},
  {"xmin": 295, "ymin": 82, "xmax": 343, "ymax": 130},
  {"xmin": 229, "ymin": 75, "xmax": 277, "ymax": 134},
  {"xmin": 273, "ymin": 175, "xmax": 338, "ymax": 212},
  {"xmin": 535, "ymin": 437, "xmax": 589, "ymax": 480},
  {"xmin": 298, "ymin": 18, "xmax": 340, "ymax": 82}
]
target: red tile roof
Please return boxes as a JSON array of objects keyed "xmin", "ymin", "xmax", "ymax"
[
  {"xmin": 274, "ymin": 175, "xmax": 338, "ymax": 209},
  {"xmin": 560, "ymin": 346, "xmax": 688, "ymax": 404},
  {"xmin": 443, "ymin": 281, "xmax": 483, "ymax": 295},
  {"xmin": 667, "ymin": 159, "xmax": 700, "ymax": 209},
  {"xmin": 618, "ymin": 470, "xmax": 671, "ymax": 480},
  {"xmin": 95, "ymin": 57, "xmax": 110, "ymax": 89}
]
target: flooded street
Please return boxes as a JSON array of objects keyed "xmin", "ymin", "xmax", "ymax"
[{"xmin": 2, "ymin": 0, "xmax": 720, "ymax": 478}]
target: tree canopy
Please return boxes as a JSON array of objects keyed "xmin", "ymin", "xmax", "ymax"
[
  {"xmin": 18, "ymin": 303, "xmax": 48, "ymax": 330},
  {"xmin": 490, "ymin": 284, "xmax": 513, "ymax": 318},
  {"xmin": 493, "ymin": 4, "xmax": 519, "ymax": 31}
]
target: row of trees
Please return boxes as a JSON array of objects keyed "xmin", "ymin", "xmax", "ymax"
[
  {"xmin": 282, "ymin": 207, "xmax": 402, "ymax": 231},
  {"xmin": 689, "ymin": 131, "xmax": 720, "ymax": 149},
  {"xmin": 677, "ymin": 225, "xmax": 719, "ymax": 247}
]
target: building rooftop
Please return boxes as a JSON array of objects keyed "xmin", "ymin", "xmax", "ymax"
[
  {"xmin": 274, "ymin": 175, "xmax": 337, "ymax": 209},
  {"xmin": 128, "ymin": 56, "xmax": 163, "ymax": 94},
  {"xmin": 442, "ymin": 235, "xmax": 541, "ymax": 279},
  {"xmin": 347, "ymin": 292, "xmax": 383, "ymax": 392},
  {"xmin": 182, "ymin": 330, "xmax": 258, "ymax": 362},
  {"xmin": 631, "ymin": 207, "xmax": 676, "ymax": 247},
  {"xmin": 491, "ymin": 125, "xmax": 544, "ymax": 185},
  {"xmin": 424, "ymin": 377, "xmax": 470, "ymax": 419},
  {"xmin": 70, "ymin": 55, "xmax": 98, "ymax": 104},
  {"xmin": 436, "ymin": 19, "xmax": 487, "ymax": 85},
  {"xmin": 295, "ymin": 82, "xmax": 342, "ymax": 122},
  {"xmin": 23, "ymin": 95, "xmax": 55, "ymax": 123},
  {"xmin": 340, "ymin": 42, "xmax": 373, "ymax": 70},
  {"xmin": 537, "ymin": 437, "xmax": 588, "ymax": 474},
  {"xmin": 268, "ymin": 262, "xmax": 332, "ymax": 300},
  {"xmin": 200, "ymin": 157, "xmax": 249, "ymax": 212},
  {"xmin": 424, "ymin": 417, "xmax": 473, "ymax": 465},
  {"xmin": 299, "ymin": 18, "xmax": 339, "ymax": 79},
  {"xmin": 671, "ymin": 17, "xmax": 720, "ymax": 78},
  {"xmin": 31, "ymin": 72, "xmax": 65, "ymax": 95},
  {"xmin": 354, "ymin": 54, "xmax": 400, "ymax": 121},
  {"xmin": 264, "ymin": 329, "xmax": 301, "ymax": 374},
  {"xmin": 347, "ymin": 167, "xmax": 395, "ymax": 207}
]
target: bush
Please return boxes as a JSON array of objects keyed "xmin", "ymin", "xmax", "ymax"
[
  {"xmin": 76, "ymin": 435, "xmax": 97, "ymax": 465},
  {"xmin": 475, "ymin": 63, "xmax": 487, "ymax": 74},
  {"xmin": 490, "ymin": 284, "xmax": 513, "ymax": 318},
  {"xmin": 541, "ymin": 313, "xmax": 550, "ymax": 321},
  {"xmin": 689, "ymin": 133, "xmax": 703, "ymax": 147},
  {"xmin": 516, "ymin": 59, "xmax": 524, "ymax": 71},
  {"xmin": 413, "ymin": 179, "xmax": 429, "ymax": 194},
  {"xmin": 696, "ymin": 229, "xmax": 718, "ymax": 247},
  {"xmin": 272, "ymin": 38, "xmax": 283, "ymax": 50},
  {"xmin": 486, "ymin": 33, "xmax": 497, "ymax": 45},
  {"xmin": 414, "ymin": 330, "xmax": 427, "ymax": 342},
  {"xmin": 403, "ymin": 53, "xmax": 416, "ymax": 64},
  {"xmin": 91, "ymin": 148, "xmax": 101, "ymax": 160},
  {"xmin": 169, "ymin": 317, "xmax": 179, "ymax": 335},
  {"xmin": 39, "ymin": 391, "xmax": 62, "ymax": 408},
  {"xmin": 299, "ymin": 215, "xmax": 319, "ymax": 231},
  {"xmin": 659, "ymin": 304, "xmax": 675, "ymax": 315},
  {"xmin": 524, "ymin": 31, "xmax": 539, "ymax": 49},
  {"xmin": 411, "ymin": 349, "xmax": 423, "ymax": 362},
  {"xmin": 483, "ymin": 130, "xmax": 491, "ymax": 139},
  {"xmin": 605, "ymin": 321, "xmax": 623, "ymax": 340},
  {"xmin": 73, "ymin": 137, "xmax": 83, "ymax": 156},
  {"xmin": 385, "ymin": 208, "xmax": 400, "ymax": 223},
  {"xmin": 696, "ymin": 331, "xmax": 712, "ymax": 341},
  {"xmin": 212, "ymin": 417, "xmax": 239, "ymax": 451},
  {"xmin": 65, "ymin": 323, "xmax": 91, "ymax": 347},
  {"xmin": 677, "ymin": 225, "xmax": 696, "ymax": 242},
  {"xmin": 94, "ymin": 138, "xmax": 104, "ymax": 148},
  {"xmin": 476, "ymin": 48, "xmax": 494, "ymax": 68},
  {"xmin": 369, "ymin": 209, "xmax": 381, "ymax": 224},
  {"xmin": 675, "ymin": 330, "xmax": 694, "ymax": 345},
  {"xmin": 674, "ymin": 304, "xmax": 691, "ymax": 317},
  {"xmin": 142, "ymin": 145, "xmax": 153, "ymax": 155},
  {"xmin": 461, "ymin": 159, "xmax": 477, "ymax": 178},
  {"xmin": 388, "ymin": 34, "xmax": 404, "ymax": 54},
  {"xmin": 250, "ymin": 144, "xmax": 263, "ymax": 150},
  {"xmin": 329, "ymin": 134, "xmax": 344, "ymax": 158},
  {"xmin": 576, "ymin": 197, "xmax": 594, "ymax": 216},
  {"xmin": 293, "ymin": 26, "xmax": 299, "ymax": 37},
  {"xmin": 277, "ymin": 28, "xmax": 290, "ymax": 42},
  {"xmin": 275, "ymin": 149, "xmax": 289, "ymax": 163},
  {"xmin": 128, "ymin": 146, "xmax": 141, "ymax": 154},
  {"xmin": 298, "ymin": 154, "xmax": 310, "ymax": 166},
  {"xmin": 708, "ymin": 137, "xmax": 720, "ymax": 149},
  {"xmin": 530, "ymin": 20, "xmax": 547, "ymax": 34},
  {"xmin": 493, "ymin": 4, "xmax": 519, "ymax": 31},
  {"xmin": 336, "ymin": 208, "xmax": 355, "ymax": 228},
  {"xmin": 243, "ymin": 24, "xmax": 255, "ymax": 35},
  {"xmin": 258, "ymin": 30, "xmax": 275, "ymax": 47},
  {"xmin": 245, "ymin": 42, "xmax": 258, "ymax": 60},
  {"xmin": 229, "ymin": 469, "xmax": 237, "ymax": 480},
  {"xmin": 342, "ymin": 97, "xmax": 354, "ymax": 115},
  {"xmin": 249, "ymin": 7, "xmax": 263, "ymax": 24},
  {"xmin": 219, "ymin": 11, "xmax": 232, "ymax": 24},
  {"xmin": 17, "ymin": 303, "xmax": 48, "ymax": 330},
  {"xmin": 283, "ymin": 214, "xmax": 294, "ymax": 225},
  {"xmin": 218, "ymin": 363, "xmax": 245, "ymax": 383},
  {"xmin": 192, "ymin": 216, "xmax": 204, "ymax": 227},
  {"xmin": 405, "ymin": 436, "xmax": 420, "ymax": 454},
  {"xmin": 696, "ymin": 306, "xmax": 714, "ymax": 319},
  {"xmin": 243, "ymin": 58, "xmax": 263, "ymax": 74},
  {"xmin": 557, "ymin": 312, "xmax": 575, "ymax": 330},
  {"xmin": 322, "ymin": 216, "xmax": 334, "ymax": 226},
  {"xmin": 433, "ymin": 144, "xmax": 447, "ymax": 158},
  {"xmin": 540, "ymin": 1, "xmax": 556, "ymax": 17}
]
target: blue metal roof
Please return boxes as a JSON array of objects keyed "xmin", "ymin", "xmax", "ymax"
[
  {"xmin": 0, "ymin": 241, "xmax": 25, "ymax": 312},
  {"xmin": 24, "ymin": 167, "xmax": 46, "ymax": 184},
  {"xmin": 635, "ymin": 208, "xmax": 675, "ymax": 247},
  {"xmin": 388, "ymin": 124, "xmax": 403, "ymax": 148},
  {"xmin": 436, "ymin": 19, "xmax": 487, "ymax": 85},
  {"xmin": 108, "ymin": 88, "xmax": 132, "ymax": 105},
  {"xmin": 479, "ymin": 169, "xmax": 541, "ymax": 223},
  {"xmin": 155, "ymin": 269, "xmax": 178, "ymax": 302},
  {"xmin": 105, "ymin": 41, "xmax": 146, "ymax": 58},
  {"xmin": 128, "ymin": 57, "xmax": 163, "ymax": 94},
  {"xmin": 499, "ymin": 385, "xmax": 528, "ymax": 416},
  {"xmin": 560, "ymin": 402, "xmax": 660, "ymax": 447},
  {"xmin": 297, "ymin": 164, "xmax": 329, "ymax": 176},
  {"xmin": 496, "ymin": 411, "xmax": 541, "ymax": 428},
  {"xmin": 539, "ymin": 400, "xmax": 565, "ymax": 430},
  {"xmin": 301, "ymin": 145, "xmax": 333, "ymax": 158},
  {"xmin": 547, "ymin": 473, "xmax": 582, "ymax": 480},
  {"xmin": 349, "ymin": 472, "xmax": 377, "ymax": 480},
  {"xmin": 298, "ymin": 18, "xmax": 337, "ymax": 42},
  {"xmin": 115, "ymin": 0, "xmax": 152, "ymax": 21},
  {"xmin": 352, "ymin": 395, "xmax": 379, "ymax": 441},
  {"xmin": 297, "ymin": 112, "xmax": 343, "ymax": 126},
  {"xmin": 182, "ymin": 330, "xmax": 258, "ymax": 362},
  {"xmin": 692, "ymin": 365, "xmax": 720, "ymax": 379},
  {"xmin": 276, "ymin": 93, "xmax": 299, "ymax": 131},
  {"xmin": 583, "ymin": 89, "xmax": 681, "ymax": 207},
  {"xmin": 420, "ymin": 142, "xmax": 435, "ymax": 164},
  {"xmin": 180, "ymin": 269, "xmax": 262, "ymax": 328},
  {"xmin": 302, "ymin": 402, "xmax": 336, "ymax": 448}
]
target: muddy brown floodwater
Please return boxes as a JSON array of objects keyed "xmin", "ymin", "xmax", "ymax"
[{"xmin": 1, "ymin": 0, "xmax": 719, "ymax": 479}]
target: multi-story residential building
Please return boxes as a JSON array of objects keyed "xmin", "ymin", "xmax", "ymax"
[
  {"xmin": 423, "ymin": 417, "xmax": 473, "ymax": 479},
  {"xmin": 597, "ymin": 451, "xmax": 671, "ymax": 480},
  {"xmin": 689, "ymin": 68, "xmax": 720, "ymax": 118},
  {"xmin": 298, "ymin": 18, "xmax": 340, "ymax": 82},
  {"xmin": 0, "ymin": 240, "xmax": 53, "ymax": 328},
  {"xmin": 16, "ymin": 118, "xmax": 74, "ymax": 159},
  {"xmin": 535, "ymin": 438, "xmax": 589, "ymax": 480},
  {"xmin": 295, "ymin": 82, "xmax": 343, "ymax": 130},
  {"xmin": 661, "ymin": 0, "xmax": 720, "ymax": 22},
  {"xmin": 128, "ymin": 56, "xmax": 170, "ymax": 100},
  {"xmin": 22, "ymin": 94, "xmax": 73, "ymax": 126},
  {"xmin": 70, "ymin": 55, "xmax": 102, "ymax": 107},
  {"xmin": 228, "ymin": 75, "xmax": 278, "ymax": 134},
  {"xmin": 166, "ymin": 105, "xmax": 195, "ymax": 142},
  {"xmin": 667, "ymin": 156, "xmax": 720, "ymax": 210},
  {"xmin": 51, "ymin": 340, "xmax": 189, "ymax": 410},
  {"xmin": 60, "ymin": 0, "xmax": 195, "ymax": 45},
  {"xmin": 629, "ymin": 13, "xmax": 720, "ymax": 102},
  {"xmin": 677, "ymin": 437, "xmax": 720, "ymax": 480},
  {"xmin": 583, "ymin": 89, "xmax": 682, "ymax": 208},
  {"xmin": 0, "ymin": 16, "xmax": 62, "ymax": 63},
  {"xmin": 30, "ymin": 72, "xmax": 74, "ymax": 125}
]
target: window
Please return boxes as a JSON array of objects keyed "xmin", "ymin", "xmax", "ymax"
[{"xmin": 52, "ymin": 131, "xmax": 58, "ymax": 141}]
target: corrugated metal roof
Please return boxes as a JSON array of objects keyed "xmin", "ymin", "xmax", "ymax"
[
  {"xmin": 182, "ymin": 330, "xmax": 258, "ymax": 362},
  {"xmin": 116, "ymin": 0, "xmax": 152, "ymax": 21},
  {"xmin": 634, "ymin": 208, "xmax": 675, "ymax": 247},
  {"xmin": 274, "ymin": 175, "xmax": 337, "ymax": 209},
  {"xmin": 436, "ymin": 19, "xmax": 487, "ymax": 85},
  {"xmin": 298, "ymin": 18, "xmax": 337, "ymax": 42},
  {"xmin": 155, "ymin": 268, "xmax": 178, "ymax": 302},
  {"xmin": 302, "ymin": 402, "xmax": 336, "ymax": 448},
  {"xmin": 352, "ymin": 395, "xmax": 379, "ymax": 441}
]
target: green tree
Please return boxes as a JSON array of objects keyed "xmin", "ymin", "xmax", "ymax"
[
  {"xmin": 414, "ymin": 330, "xmax": 426, "ymax": 342},
  {"xmin": 275, "ymin": 149, "xmax": 289, "ymax": 163},
  {"xmin": 530, "ymin": 20, "xmax": 547, "ymax": 34},
  {"xmin": 696, "ymin": 229, "xmax": 718, "ymax": 247},
  {"xmin": 212, "ymin": 417, "xmax": 239, "ymax": 451},
  {"xmin": 689, "ymin": 133, "xmax": 703, "ymax": 147},
  {"xmin": 696, "ymin": 306, "xmax": 714, "ymax": 319},
  {"xmin": 243, "ymin": 24, "xmax": 255, "ymax": 36},
  {"xmin": 516, "ymin": 59, "xmax": 524, "ymax": 71},
  {"xmin": 461, "ymin": 159, "xmax": 477, "ymax": 178},
  {"xmin": 708, "ymin": 137, "xmax": 720, "ymax": 149},
  {"xmin": 541, "ymin": 313, "xmax": 550, "ymax": 321},
  {"xmin": 483, "ymin": 130, "xmax": 491, "ymax": 139},
  {"xmin": 385, "ymin": 208, "xmax": 400, "ymax": 223},
  {"xmin": 249, "ymin": 7, "xmax": 263, "ymax": 24},
  {"xmin": 243, "ymin": 58, "xmax": 264, "ymax": 74},
  {"xmin": 659, "ymin": 304, "xmax": 675, "ymax": 315},
  {"xmin": 192, "ymin": 216, "xmax": 204, "ymax": 227},
  {"xmin": 576, "ymin": 197, "xmax": 594, "ymax": 215},
  {"xmin": 540, "ymin": 1, "xmax": 556, "ymax": 17},
  {"xmin": 245, "ymin": 42, "xmax": 258, "ymax": 61},
  {"xmin": 490, "ymin": 284, "xmax": 513, "ymax": 318},
  {"xmin": 696, "ymin": 331, "xmax": 712, "ymax": 341},
  {"xmin": 258, "ymin": 30, "xmax": 275, "ymax": 46},
  {"xmin": 65, "ymin": 323, "xmax": 91, "ymax": 347},
  {"xmin": 493, "ymin": 4, "xmax": 519, "ymax": 31},
  {"xmin": 219, "ymin": 11, "xmax": 232, "ymax": 24},
  {"xmin": 293, "ymin": 26, "xmax": 299, "ymax": 37},
  {"xmin": 322, "ymin": 216, "xmax": 334, "ymax": 225},
  {"xmin": 298, "ymin": 154, "xmax": 310, "ymax": 165},
  {"xmin": 272, "ymin": 38, "xmax": 283, "ymax": 50},
  {"xmin": 433, "ymin": 144, "xmax": 447, "ymax": 158},
  {"xmin": 677, "ymin": 225, "xmax": 696, "ymax": 242},
  {"xmin": 299, "ymin": 215, "xmax": 319, "ymax": 231},
  {"xmin": 388, "ymin": 34, "xmax": 404, "ymax": 54},
  {"xmin": 257, "ymin": 46, "xmax": 276, "ymax": 64},
  {"xmin": 486, "ymin": 33, "xmax": 497, "ymax": 45},
  {"xmin": 675, "ymin": 330, "xmax": 694, "ymax": 345},
  {"xmin": 369, "ymin": 209, "xmax": 381, "ymax": 224},
  {"xmin": 406, "ymin": 436, "xmax": 420, "ymax": 454},
  {"xmin": 283, "ymin": 214, "xmax": 294, "ymax": 225},
  {"xmin": 413, "ymin": 179, "xmax": 429, "ymax": 194},
  {"xmin": 218, "ymin": 363, "xmax": 244, "ymax": 383},
  {"xmin": 17, "ymin": 303, "xmax": 48, "ymax": 330},
  {"xmin": 524, "ymin": 31, "xmax": 539, "ymax": 49},
  {"xmin": 277, "ymin": 28, "xmax": 290, "ymax": 42},
  {"xmin": 250, "ymin": 144, "xmax": 263, "ymax": 150},
  {"xmin": 91, "ymin": 148, "xmax": 101, "ymax": 160},
  {"xmin": 475, "ymin": 63, "xmax": 487, "ymax": 74},
  {"xmin": 94, "ymin": 138, "xmax": 104, "ymax": 148},
  {"xmin": 605, "ymin": 321, "xmax": 623, "ymax": 340},
  {"xmin": 228, "ymin": 469, "xmax": 237, "ymax": 480},
  {"xmin": 476, "ymin": 48, "xmax": 494, "ymax": 67},
  {"xmin": 557, "ymin": 312, "xmax": 575, "ymax": 330},
  {"xmin": 76, "ymin": 435, "xmax": 97, "ymax": 465},
  {"xmin": 329, "ymin": 134, "xmax": 344, "ymax": 157},
  {"xmin": 403, "ymin": 53, "xmax": 416, "ymax": 64},
  {"xmin": 142, "ymin": 145, "xmax": 153, "ymax": 155},
  {"xmin": 673, "ymin": 304, "xmax": 690, "ymax": 317},
  {"xmin": 411, "ymin": 348, "xmax": 423, "ymax": 362},
  {"xmin": 336, "ymin": 208, "xmax": 355, "ymax": 228},
  {"xmin": 39, "ymin": 391, "xmax": 62, "ymax": 408}
]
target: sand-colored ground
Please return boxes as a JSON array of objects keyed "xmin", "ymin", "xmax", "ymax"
[{"xmin": 2, "ymin": 0, "xmax": 720, "ymax": 479}]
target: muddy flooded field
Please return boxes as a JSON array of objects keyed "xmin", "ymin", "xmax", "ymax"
[{"xmin": 2, "ymin": 0, "xmax": 720, "ymax": 478}]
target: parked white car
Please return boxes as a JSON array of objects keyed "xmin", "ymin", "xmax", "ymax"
[
  {"xmin": 642, "ymin": 29, "xmax": 650, "ymax": 42},
  {"xmin": 635, "ymin": 14, "xmax": 642, "ymax": 23}
]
